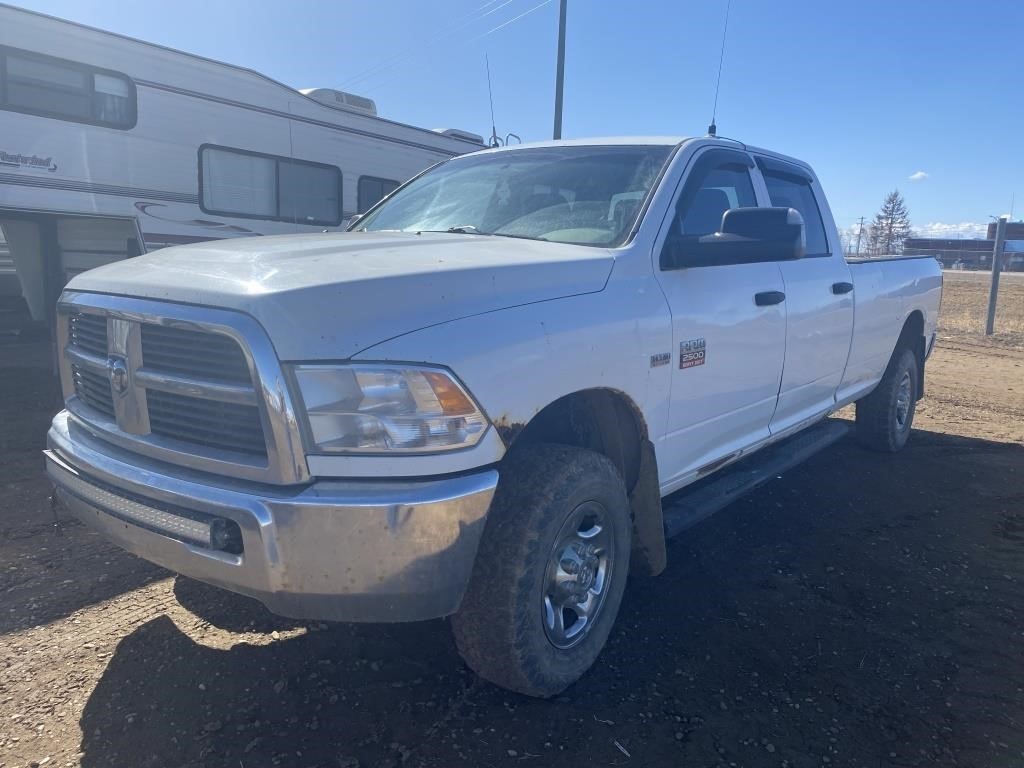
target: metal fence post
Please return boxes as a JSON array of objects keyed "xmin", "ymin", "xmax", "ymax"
[{"xmin": 985, "ymin": 216, "xmax": 1007, "ymax": 335}]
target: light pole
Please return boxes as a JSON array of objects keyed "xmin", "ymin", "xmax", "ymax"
[{"xmin": 552, "ymin": 0, "xmax": 567, "ymax": 140}]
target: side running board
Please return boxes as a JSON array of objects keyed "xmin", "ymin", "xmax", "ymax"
[{"xmin": 662, "ymin": 420, "xmax": 851, "ymax": 539}]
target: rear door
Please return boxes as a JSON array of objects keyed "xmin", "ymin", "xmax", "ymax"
[
  {"xmin": 653, "ymin": 147, "xmax": 787, "ymax": 489},
  {"xmin": 754, "ymin": 156, "xmax": 855, "ymax": 434}
]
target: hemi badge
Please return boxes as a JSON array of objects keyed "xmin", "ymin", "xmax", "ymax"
[{"xmin": 650, "ymin": 352, "xmax": 671, "ymax": 368}]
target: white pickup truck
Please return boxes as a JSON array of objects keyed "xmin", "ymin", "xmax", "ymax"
[{"xmin": 46, "ymin": 137, "xmax": 942, "ymax": 696}]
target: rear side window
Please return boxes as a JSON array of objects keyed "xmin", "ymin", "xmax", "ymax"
[
  {"xmin": 357, "ymin": 176, "xmax": 400, "ymax": 214},
  {"xmin": 761, "ymin": 170, "xmax": 830, "ymax": 256},
  {"xmin": 0, "ymin": 46, "xmax": 136, "ymax": 129}
]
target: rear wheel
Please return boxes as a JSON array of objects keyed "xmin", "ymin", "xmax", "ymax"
[
  {"xmin": 855, "ymin": 347, "xmax": 919, "ymax": 452},
  {"xmin": 452, "ymin": 444, "xmax": 631, "ymax": 697}
]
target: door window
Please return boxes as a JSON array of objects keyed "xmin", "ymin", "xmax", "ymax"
[
  {"xmin": 661, "ymin": 153, "xmax": 757, "ymax": 268},
  {"xmin": 675, "ymin": 165, "xmax": 756, "ymax": 236},
  {"xmin": 761, "ymin": 171, "xmax": 830, "ymax": 256}
]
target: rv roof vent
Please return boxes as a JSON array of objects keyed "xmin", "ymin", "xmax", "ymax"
[
  {"xmin": 434, "ymin": 128, "xmax": 485, "ymax": 145},
  {"xmin": 300, "ymin": 88, "xmax": 378, "ymax": 116}
]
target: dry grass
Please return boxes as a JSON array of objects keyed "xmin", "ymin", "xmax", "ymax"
[{"xmin": 938, "ymin": 271, "xmax": 1024, "ymax": 349}]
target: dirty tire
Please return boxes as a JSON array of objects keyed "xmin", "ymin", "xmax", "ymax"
[
  {"xmin": 855, "ymin": 347, "xmax": 919, "ymax": 452},
  {"xmin": 451, "ymin": 443, "xmax": 631, "ymax": 697}
]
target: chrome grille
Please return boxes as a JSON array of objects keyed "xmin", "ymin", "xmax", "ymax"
[
  {"xmin": 69, "ymin": 312, "xmax": 108, "ymax": 357},
  {"xmin": 63, "ymin": 310, "xmax": 267, "ymax": 461},
  {"xmin": 58, "ymin": 293, "xmax": 308, "ymax": 485},
  {"xmin": 147, "ymin": 389, "xmax": 266, "ymax": 456},
  {"xmin": 71, "ymin": 364, "xmax": 115, "ymax": 418},
  {"xmin": 140, "ymin": 324, "xmax": 251, "ymax": 384}
]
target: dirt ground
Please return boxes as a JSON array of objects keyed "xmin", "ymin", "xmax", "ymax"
[
  {"xmin": 939, "ymin": 271, "xmax": 1024, "ymax": 350},
  {"xmin": 2, "ymin": 282, "xmax": 1023, "ymax": 768}
]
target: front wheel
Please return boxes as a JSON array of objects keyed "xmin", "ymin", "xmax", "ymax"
[
  {"xmin": 451, "ymin": 444, "xmax": 632, "ymax": 697},
  {"xmin": 855, "ymin": 347, "xmax": 919, "ymax": 452}
]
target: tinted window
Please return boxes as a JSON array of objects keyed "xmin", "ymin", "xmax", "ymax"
[
  {"xmin": 1, "ymin": 47, "xmax": 136, "ymax": 129},
  {"xmin": 357, "ymin": 176, "xmax": 400, "ymax": 214},
  {"xmin": 763, "ymin": 173, "xmax": 829, "ymax": 255},
  {"xmin": 357, "ymin": 145, "xmax": 673, "ymax": 247},
  {"xmin": 674, "ymin": 163, "xmax": 757, "ymax": 237},
  {"xmin": 200, "ymin": 146, "xmax": 342, "ymax": 225},
  {"xmin": 280, "ymin": 161, "xmax": 341, "ymax": 224}
]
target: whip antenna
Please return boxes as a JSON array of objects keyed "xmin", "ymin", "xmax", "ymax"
[
  {"xmin": 708, "ymin": 0, "xmax": 731, "ymax": 137},
  {"xmin": 486, "ymin": 54, "xmax": 500, "ymax": 147}
]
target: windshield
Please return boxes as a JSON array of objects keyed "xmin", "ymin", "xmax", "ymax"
[{"xmin": 355, "ymin": 144, "xmax": 673, "ymax": 247}]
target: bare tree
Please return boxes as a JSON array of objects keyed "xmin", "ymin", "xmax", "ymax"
[{"xmin": 867, "ymin": 190, "xmax": 912, "ymax": 255}]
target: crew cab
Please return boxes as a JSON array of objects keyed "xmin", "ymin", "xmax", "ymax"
[{"xmin": 45, "ymin": 137, "xmax": 942, "ymax": 697}]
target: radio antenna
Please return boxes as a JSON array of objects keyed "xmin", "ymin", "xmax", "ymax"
[
  {"xmin": 708, "ymin": 0, "xmax": 731, "ymax": 137},
  {"xmin": 486, "ymin": 54, "xmax": 500, "ymax": 147}
]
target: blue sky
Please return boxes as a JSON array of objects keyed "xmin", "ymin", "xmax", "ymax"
[{"xmin": 13, "ymin": 0, "xmax": 1024, "ymax": 238}]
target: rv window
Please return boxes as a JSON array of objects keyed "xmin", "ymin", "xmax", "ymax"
[
  {"xmin": 0, "ymin": 46, "xmax": 136, "ymax": 129},
  {"xmin": 201, "ymin": 149, "xmax": 277, "ymax": 217},
  {"xmin": 280, "ymin": 161, "xmax": 341, "ymax": 225},
  {"xmin": 358, "ymin": 176, "xmax": 401, "ymax": 214},
  {"xmin": 199, "ymin": 145, "xmax": 343, "ymax": 226}
]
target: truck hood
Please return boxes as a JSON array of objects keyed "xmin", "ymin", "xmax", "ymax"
[{"xmin": 68, "ymin": 231, "xmax": 614, "ymax": 359}]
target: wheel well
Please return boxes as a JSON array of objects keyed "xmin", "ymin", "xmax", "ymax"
[
  {"xmin": 500, "ymin": 389, "xmax": 647, "ymax": 492},
  {"xmin": 894, "ymin": 310, "xmax": 926, "ymax": 399},
  {"xmin": 499, "ymin": 389, "xmax": 667, "ymax": 576}
]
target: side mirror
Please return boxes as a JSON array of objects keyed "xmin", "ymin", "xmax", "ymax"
[{"xmin": 663, "ymin": 207, "xmax": 806, "ymax": 269}]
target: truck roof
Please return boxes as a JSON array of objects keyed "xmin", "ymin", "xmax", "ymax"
[{"xmin": 469, "ymin": 137, "xmax": 815, "ymax": 174}]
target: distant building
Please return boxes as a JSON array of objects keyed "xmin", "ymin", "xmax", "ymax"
[
  {"xmin": 987, "ymin": 221, "xmax": 1024, "ymax": 240},
  {"xmin": 904, "ymin": 226, "xmax": 1024, "ymax": 271}
]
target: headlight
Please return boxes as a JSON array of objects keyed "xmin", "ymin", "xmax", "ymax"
[{"xmin": 290, "ymin": 363, "xmax": 489, "ymax": 454}]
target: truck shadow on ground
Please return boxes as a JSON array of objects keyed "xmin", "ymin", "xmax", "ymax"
[{"xmin": 77, "ymin": 428, "xmax": 1024, "ymax": 768}]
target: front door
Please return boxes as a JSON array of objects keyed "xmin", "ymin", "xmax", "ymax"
[{"xmin": 654, "ymin": 148, "xmax": 786, "ymax": 490}]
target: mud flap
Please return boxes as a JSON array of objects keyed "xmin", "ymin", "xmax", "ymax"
[{"xmin": 629, "ymin": 439, "xmax": 666, "ymax": 577}]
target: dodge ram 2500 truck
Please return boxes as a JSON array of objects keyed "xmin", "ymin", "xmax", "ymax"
[{"xmin": 45, "ymin": 137, "xmax": 942, "ymax": 697}]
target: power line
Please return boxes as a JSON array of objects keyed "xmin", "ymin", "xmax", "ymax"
[
  {"xmin": 466, "ymin": 0, "xmax": 554, "ymax": 43},
  {"xmin": 345, "ymin": 0, "xmax": 555, "ymax": 96},
  {"xmin": 340, "ymin": 0, "xmax": 519, "ymax": 89}
]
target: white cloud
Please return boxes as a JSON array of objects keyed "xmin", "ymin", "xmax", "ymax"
[
  {"xmin": 909, "ymin": 170, "xmax": 929, "ymax": 181},
  {"xmin": 914, "ymin": 221, "xmax": 989, "ymax": 239}
]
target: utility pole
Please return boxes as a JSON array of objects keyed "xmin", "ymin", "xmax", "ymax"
[
  {"xmin": 552, "ymin": 0, "xmax": 567, "ymax": 140},
  {"xmin": 986, "ymin": 216, "xmax": 1008, "ymax": 335},
  {"xmin": 854, "ymin": 216, "xmax": 865, "ymax": 255}
]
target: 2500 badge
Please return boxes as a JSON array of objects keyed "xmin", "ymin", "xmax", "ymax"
[{"xmin": 679, "ymin": 338, "xmax": 706, "ymax": 369}]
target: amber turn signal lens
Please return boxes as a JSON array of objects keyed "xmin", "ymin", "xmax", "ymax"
[{"xmin": 423, "ymin": 370, "xmax": 477, "ymax": 415}]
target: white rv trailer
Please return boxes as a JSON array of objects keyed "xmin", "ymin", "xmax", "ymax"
[{"xmin": 0, "ymin": 3, "xmax": 483, "ymax": 331}]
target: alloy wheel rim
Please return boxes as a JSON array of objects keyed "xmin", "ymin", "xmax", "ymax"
[
  {"xmin": 895, "ymin": 371, "xmax": 912, "ymax": 430},
  {"xmin": 541, "ymin": 500, "xmax": 615, "ymax": 650}
]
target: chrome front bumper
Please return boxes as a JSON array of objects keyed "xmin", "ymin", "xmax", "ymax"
[{"xmin": 46, "ymin": 411, "xmax": 498, "ymax": 622}]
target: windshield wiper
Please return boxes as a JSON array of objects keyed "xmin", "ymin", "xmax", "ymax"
[
  {"xmin": 414, "ymin": 227, "xmax": 548, "ymax": 242},
  {"xmin": 487, "ymin": 232, "xmax": 549, "ymax": 242}
]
